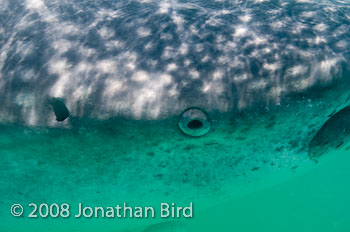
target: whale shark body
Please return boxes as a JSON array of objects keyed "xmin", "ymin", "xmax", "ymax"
[{"xmin": 1, "ymin": 0, "xmax": 350, "ymax": 231}]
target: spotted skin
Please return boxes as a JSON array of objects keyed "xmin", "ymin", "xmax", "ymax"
[{"xmin": 0, "ymin": 0, "xmax": 350, "ymax": 231}]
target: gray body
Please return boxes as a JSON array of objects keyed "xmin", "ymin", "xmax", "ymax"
[
  {"xmin": 0, "ymin": 0, "xmax": 349, "ymax": 125},
  {"xmin": 1, "ymin": 0, "xmax": 350, "ymax": 231}
]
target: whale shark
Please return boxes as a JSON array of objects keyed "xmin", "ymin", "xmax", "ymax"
[{"xmin": 1, "ymin": 0, "xmax": 350, "ymax": 231}]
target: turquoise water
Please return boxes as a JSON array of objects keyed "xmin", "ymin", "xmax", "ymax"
[
  {"xmin": 1, "ymin": 0, "xmax": 350, "ymax": 231},
  {"xmin": 2, "ymin": 120, "xmax": 350, "ymax": 232},
  {"xmin": 192, "ymin": 148, "xmax": 350, "ymax": 232},
  {"xmin": 1, "ymin": 82, "xmax": 350, "ymax": 231}
]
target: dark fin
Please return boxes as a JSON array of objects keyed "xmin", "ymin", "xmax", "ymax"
[
  {"xmin": 327, "ymin": 109, "xmax": 337, "ymax": 117},
  {"xmin": 336, "ymin": 141, "xmax": 344, "ymax": 149},
  {"xmin": 309, "ymin": 106, "xmax": 350, "ymax": 160}
]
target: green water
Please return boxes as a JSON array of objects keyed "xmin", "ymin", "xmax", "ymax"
[
  {"xmin": 1, "ymin": 93, "xmax": 350, "ymax": 232},
  {"xmin": 191, "ymin": 149, "xmax": 350, "ymax": 232},
  {"xmin": 2, "ymin": 147, "xmax": 349, "ymax": 231},
  {"xmin": 1, "ymin": 80, "xmax": 350, "ymax": 231},
  {"xmin": 1, "ymin": 0, "xmax": 350, "ymax": 230}
]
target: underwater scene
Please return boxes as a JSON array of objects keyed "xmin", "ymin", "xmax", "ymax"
[{"xmin": 1, "ymin": 0, "xmax": 350, "ymax": 231}]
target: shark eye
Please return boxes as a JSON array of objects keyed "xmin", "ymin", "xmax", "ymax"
[{"xmin": 178, "ymin": 107, "xmax": 211, "ymax": 137}]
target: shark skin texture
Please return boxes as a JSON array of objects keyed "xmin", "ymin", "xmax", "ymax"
[{"xmin": 0, "ymin": 0, "xmax": 350, "ymax": 231}]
